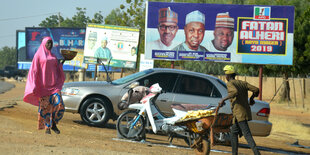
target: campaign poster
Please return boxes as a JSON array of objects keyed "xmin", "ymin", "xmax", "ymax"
[
  {"xmin": 139, "ymin": 54, "xmax": 154, "ymax": 72},
  {"xmin": 145, "ymin": 1, "xmax": 294, "ymax": 65},
  {"xmin": 84, "ymin": 24, "xmax": 140, "ymax": 69},
  {"xmin": 25, "ymin": 27, "xmax": 87, "ymax": 69},
  {"xmin": 16, "ymin": 30, "xmax": 26, "ymax": 62}
]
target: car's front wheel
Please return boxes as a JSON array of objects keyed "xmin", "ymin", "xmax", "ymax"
[{"xmin": 80, "ymin": 97, "xmax": 112, "ymax": 127}]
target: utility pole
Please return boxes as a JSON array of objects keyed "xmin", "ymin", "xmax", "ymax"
[{"xmin": 58, "ymin": 12, "xmax": 61, "ymax": 27}]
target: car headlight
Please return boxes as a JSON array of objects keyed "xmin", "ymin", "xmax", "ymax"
[{"xmin": 61, "ymin": 87, "xmax": 80, "ymax": 95}]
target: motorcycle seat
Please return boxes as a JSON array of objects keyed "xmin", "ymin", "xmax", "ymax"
[{"xmin": 171, "ymin": 104, "xmax": 212, "ymax": 112}]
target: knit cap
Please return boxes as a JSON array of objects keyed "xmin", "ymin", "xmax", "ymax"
[
  {"xmin": 158, "ymin": 7, "xmax": 178, "ymax": 24},
  {"xmin": 215, "ymin": 12, "xmax": 234, "ymax": 28}
]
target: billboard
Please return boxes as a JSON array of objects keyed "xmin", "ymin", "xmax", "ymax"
[
  {"xmin": 25, "ymin": 27, "xmax": 87, "ymax": 68},
  {"xmin": 84, "ymin": 24, "xmax": 140, "ymax": 68},
  {"xmin": 16, "ymin": 28, "xmax": 120, "ymax": 72},
  {"xmin": 23, "ymin": 27, "xmax": 87, "ymax": 70},
  {"xmin": 139, "ymin": 54, "xmax": 154, "ymax": 72},
  {"xmin": 16, "ymin": 30, "xmax": 26, "ymax": 62},
  {"xmin": 145, "ymin": 2, "xmax": 294, "ymax": 65},
  {"xmin": 26, "ymin": 28, "xmax": 85, "ymax": 60}
]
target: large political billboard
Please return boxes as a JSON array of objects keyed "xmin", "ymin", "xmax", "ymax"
[
  {"xmin": 145, "ymin": 2, "xmax": 294, "ymax": 65},
  {"xmin": 83, "ymin": 24, "xmax": 140, "ymax": 69}
]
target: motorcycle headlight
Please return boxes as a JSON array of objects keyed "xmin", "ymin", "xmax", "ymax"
[{"xmin": 61, "ymin": 87, "xmax": 80, "ymax": 95}]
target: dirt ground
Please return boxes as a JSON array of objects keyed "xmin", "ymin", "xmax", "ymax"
[{"xmin": 0, "ymin": 80, "xmax": 310, "ymax": 155}]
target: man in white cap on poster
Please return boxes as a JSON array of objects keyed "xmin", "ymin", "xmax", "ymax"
[
  {"xmin": 173, "ymin": 10, "xmax": 208, "ymax": 52},
  {"xmin": 147, "ymin": 7, "xmax": 180, "ymax": 52},
  {"xmin": 87, "ymin": 31, "xmax": 97, "ymax": 51},
  {"xmin": 206, "ymin": 12, "xmax": 242, "ymax": 62},
  {"xmin": 94, "ymin": 36, "xmax": 112, "ymax": 60}
]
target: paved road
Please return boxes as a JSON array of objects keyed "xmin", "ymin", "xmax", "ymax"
[
  {"xmin": 0, "ymin": 81, "xmax": 15, "ymax": 94},
  {"xmin": 0, "ymin": 81, "xmax": 16, "ymax": 110}
]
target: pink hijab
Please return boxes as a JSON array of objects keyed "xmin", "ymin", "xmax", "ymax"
[{"xmin": 23, "ymin": 37, "xmax": 65, "ymax": 106}]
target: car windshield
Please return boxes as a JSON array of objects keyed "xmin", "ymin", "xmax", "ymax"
[{"xmin": 112, "ymin": 69, "xmax": 154, "ymax": 85}]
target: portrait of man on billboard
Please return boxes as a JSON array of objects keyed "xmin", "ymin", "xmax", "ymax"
[
  {"xmin": 147, "ymin": 7, "xmax": 179, "ymax": 51},
  {"xmin": 94, "ymin": 36, "xmax": 112, "ymax": 60},
  {"xmin": 206, "ymin": 12, "xmax": 234, "ymax": 52},
  {"xmin": 173, "ymin": 10, "xmax": 208, "ymax": 52},
  {"xmin": 131, "ymin": 46, "xmax": 137, "ymax": 56},
  {"xmin": 205, "ymin": 12, "xmax": 241, "ymax": 62}
]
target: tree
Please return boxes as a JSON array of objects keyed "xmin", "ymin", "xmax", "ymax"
[
  {"xmin": 39, "ymin": 14, "xmax": 64, "ymax": 27},
  {"xmin": 0, "ymin": 46, "xmax": 16, "ymax": 69},
  {"xmin": 294, "ymin": 7, "xmax": 310, "ymax": 75},
  {"xmin": 39, "ymin": 7, "xmax": 104, "ymax": 28},
  {"xmin": 104, "ymin": 8, "xmax": 131, "ymax": 26}
]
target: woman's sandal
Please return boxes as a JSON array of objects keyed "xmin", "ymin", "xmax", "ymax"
[
  {"xmin": 45, "ymin": 128, "xmax": 51, "ymax": 134},
  {"xmin": 51, "ymin": 124, "xmax": 60, "ymax": 134}
]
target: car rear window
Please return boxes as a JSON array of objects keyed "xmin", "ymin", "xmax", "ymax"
[
  {"xmin": 217, "ymin": 79, "xmax": 227, "ymax": 89},
  {"xmin": 177, "ymin": 75, "xmax": 222, "ymax": 98}
]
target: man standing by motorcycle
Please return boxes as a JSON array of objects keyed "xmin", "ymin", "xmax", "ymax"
[{"xmin": 218, "ymin": 65, "xmax": 261, "ymax": 155}]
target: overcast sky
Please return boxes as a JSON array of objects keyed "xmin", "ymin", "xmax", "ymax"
[{"xmin": 0, "ymin": 0, "xmax": 125, "ymax": 48}]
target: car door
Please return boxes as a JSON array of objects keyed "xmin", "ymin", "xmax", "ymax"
[
  {"xmin": 171, "ymin": 75, "xmax": 223, "ymax": 111},
  {"xmin": 137, "ymin": 72, "xmax": 179, "ymax": 116}
]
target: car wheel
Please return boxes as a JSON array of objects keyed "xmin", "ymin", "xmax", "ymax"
[{"xmin": 80, "ymin": 97, "xmax": 112, "ymax": 127}]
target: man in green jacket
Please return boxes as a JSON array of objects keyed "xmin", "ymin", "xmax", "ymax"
[{"xmin": 219, "ymin": 65, "xmax": 261, "ymax": 155}]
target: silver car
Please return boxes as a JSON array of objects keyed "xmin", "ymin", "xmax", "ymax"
[{"xmin": 62, "ymin": 68, "xmax": 272, "ymax": 136}]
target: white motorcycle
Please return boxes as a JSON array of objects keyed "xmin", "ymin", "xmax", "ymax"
[{"xmin": 116, "ymin": 83, "xmax": 215, "ymax": 146}]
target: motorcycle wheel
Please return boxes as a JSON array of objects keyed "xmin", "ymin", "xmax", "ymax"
[
  {"xmin": 116, "ymin": 110, "xmax": 145, "ymax": 140},
  {"xmin": 194, "ymin": 137, "xmax": 211, "ymax": 155}
]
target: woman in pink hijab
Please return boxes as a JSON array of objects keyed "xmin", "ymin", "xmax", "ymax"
[{"xmin": 24, "ymin": 36, "xmax": 65, "ymax": 134}]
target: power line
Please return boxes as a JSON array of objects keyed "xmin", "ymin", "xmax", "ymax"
[{"xmin": 0, "ymin": 12, "xmax": 58, "ymax": 22}]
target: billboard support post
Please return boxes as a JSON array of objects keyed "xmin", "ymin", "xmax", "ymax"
[
  {"xmin": 121, "ymin": 68, "xmax": 124, "ymax": 78},
  {"xmin": 259, "ymin": 66, "xmax": 263, "ymax": 100},
  {"xmin": 94, "ymin": 64, "xmax": 98, "ymax": 81}
]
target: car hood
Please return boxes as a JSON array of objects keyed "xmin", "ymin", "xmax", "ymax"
[{"xmin": 63, "ymin": 81, "xmax": 113, "ymax": 88}]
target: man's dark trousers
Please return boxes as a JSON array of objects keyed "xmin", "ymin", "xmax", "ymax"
[{"xmin": 231, "ymin": 120, "xmax": 261, "ymax": 155}]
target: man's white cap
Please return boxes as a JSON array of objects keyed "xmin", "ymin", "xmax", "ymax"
[
  {"xmin": 185, "ymin": 10, "xmax": 205, "ymax": 25},
  {"xmin": 102, "ymin": 36, "xmax": 108, "ymax": 41}
]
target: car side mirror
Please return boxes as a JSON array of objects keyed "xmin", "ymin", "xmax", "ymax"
[{"xmin": 128, "ymin": 82, "xmax": 139, "ymax": 88}]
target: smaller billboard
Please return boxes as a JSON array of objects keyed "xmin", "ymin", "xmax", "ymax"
[
  {"xmin": 84, "ymin": 24, "xmax": 140, "ymax": 69},
  {"xmin": 25, "ymin": 27, "xmax": 87, "ymax": 69},
  {"xmin": 16, "ymin": 30, "xmax": 26, "ymax": 62},
  {"xmin": 139, "ymin": 54, "xmax": 154, "ymax": 72}
]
